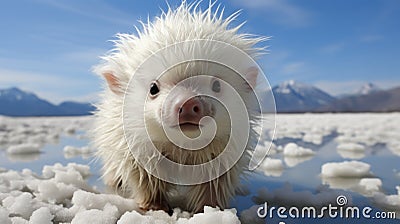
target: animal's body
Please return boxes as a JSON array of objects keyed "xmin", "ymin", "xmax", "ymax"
[{"xmin": 93, "ymin": 2, "xmax": 264, "ymax": 213}]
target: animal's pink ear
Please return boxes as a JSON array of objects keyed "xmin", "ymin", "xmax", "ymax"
[
  {"xmin": 245, "ymin": 66, "xmax": 258, "ymax": 89},
  {"xmin": 103, "ymin": 72, "xmax": 123, "ymax": 95}
]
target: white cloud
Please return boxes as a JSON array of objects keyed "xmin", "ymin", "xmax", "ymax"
[
  {"xmin": 360, "ymin": 34, "xmax": 384, "ymax": 43},
  {"xmin": 0, "ymin": 68, "xmax": 100, "ymax": 104},
  {"xmin": 282, "ymin": 62, "xmax": 305, "ymax": 74},
  {"xmin": 35, "ymin": 0, "xmax": 136, "ymax": 26},
  {"xmin": 320, "ymin": 42, "xmax": 345, "ymax": 54},
  {"xmin": 233, "ymin": 0, "xmax": 311, "ymax": 27},
  {"xmin": 314, "ymin": 80, "xmax": 400, "ymax": 96}
]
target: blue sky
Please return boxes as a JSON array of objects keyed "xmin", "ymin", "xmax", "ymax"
[{"xmin": 0, "ymin": 0, "xmax": 399, "ymax": 103}]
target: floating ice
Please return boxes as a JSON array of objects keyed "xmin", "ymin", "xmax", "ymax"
[
  {"xmin": 337, "ymin": 149, "xmax": 365, "ymax": 159},
  {"xmin": 283, "ymin": 143, "xmax": 315, "ymax": 157},
  {"xmin": 372, "ymin": 186, "xmax": 400, "ymax": 217},
  {"xmin": 284, "ymin": 155, "xmax": 313, "ymax": 167},
  {"xmin": 337, "ymin": 143, "xmax": 365, "ymax": 151},
  {"xmin": 321, "ymin": 160, "xmax": 371, "ymax": 178},
  {"xmin": 258, "ymin": 158, "xmax": 284, "ymax": 177},
  {"xmin": 6, "ymin": 144, "xmax": 41, "ymax": 154},
  {"xmin": 359, "ymin": 178, "xmax": 382, "ymax": 192},
  {"xmin": 63, "ymin": 145, "xmax": 95, "ymax": 158}
]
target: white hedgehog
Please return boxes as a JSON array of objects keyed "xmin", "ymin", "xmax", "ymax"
[{"xmin": 93, "ymin": 1, "xmax": 265, "ymax": 213}]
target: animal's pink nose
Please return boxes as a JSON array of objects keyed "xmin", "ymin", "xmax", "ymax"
[{"xmin": 177, "ymin": 97, "xmax": 204, "ymax": 124}]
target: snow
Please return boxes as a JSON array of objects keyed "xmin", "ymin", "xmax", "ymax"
[
  {"xmin": 283, "ymin": 143, "xmax": 315, "ymax": 157},
  {"xmin": 356, "ymin": 83, "xmax": 380, "ymax": 95},
  {"xmin": 0, "ymin": 163, "xmax": 242, "ymax": 223},
  {"xmin": 29, "ymin": 207, "xmax": 54, "ymax": 224},
  {"xmin": 0, "ymin": 207, "xmax": 11, "ymax": 224},
  {"xmin": 321, "ymin": 160, "xmax": 371, "ymax": 178}
]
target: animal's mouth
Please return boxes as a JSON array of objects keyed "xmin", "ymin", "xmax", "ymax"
[{"xmin": 173, "ymin": 122, "xmax": 202, "ymax": 131}]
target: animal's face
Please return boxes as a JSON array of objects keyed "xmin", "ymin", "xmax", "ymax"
[
  {"xmin": 143, "ymin": 62, "xmax": 251, "ymax": 142},
  {"xmin": 101, "ymin": 60, "xmax": 258, "ymax": 145}
]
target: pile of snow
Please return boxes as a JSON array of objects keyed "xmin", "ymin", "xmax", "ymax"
[
  {"xmin": 6, "ymin": 143, "xmax": 41, "ymax": 154},
  {"xmin": 283, "ymin": 143, "xmax": 315, "ymax": 157},
  {"xmin": 0, "ymin": 163, "xmax": 241, "ymax": 223},
  {"xmin": 117, "ymin": 206, "xmax": 240, "ymax": 224},
  {"xmin": 321, "ymin": 160, "xmax": 371, "ymax": 178}
]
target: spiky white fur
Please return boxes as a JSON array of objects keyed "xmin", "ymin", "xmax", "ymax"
[{"xmin": 93, "ymin": 1, "xmax": 265, "ymax": 212}]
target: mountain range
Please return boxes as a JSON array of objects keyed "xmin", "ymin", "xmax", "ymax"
[
  {"xmin": 0, "ymin": 82, "xmax": 399, "ymax": 117},
  {"xmin": 271, "ymin": 81, "xmax": 400, "ymax": 113},
  {"xmin": 0, "ymin": 87, "xmax": 95, "ymax": 116}
]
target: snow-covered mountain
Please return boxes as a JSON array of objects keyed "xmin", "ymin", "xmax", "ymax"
[
  {"xmin": 355, "ymin": 83, "xmax": 380, "ymax": 95},
  {"xmin": 272, "ymin": 80, "xmax": 335, "ymax": 112},
  {"xmin": 0, "ymin": 87, "xmax": 94, "ymax": 116},
  {"xmin": 319, "ymin": 86, "xmax": 400, "ymax": 112}
]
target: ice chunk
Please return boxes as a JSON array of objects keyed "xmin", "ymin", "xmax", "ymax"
[
  {"xmin": 178, "ymin": 206, "xmax": 240, "ymax": 224},
  {"xmin": 3, "ymin": 192, "xmax": 35, "ymax": 220},
  {"xmin": 284, "ymin": 155, "xmax": 313, "ymax": 167},
  {"xmin": 259, "ymin": 158, "xmax": 283, "ymax": 170},
  {"xmin": 6, "ymin": 144, "xmax": 41, "ymax": 154},
  {"xmin": 258, "ymin": 158, "xmax": 284, "ymax": 177},
  {"xmin": 63, "ymin": 145, "xmax": 94, "ymax": 156},
  {"xmin": 359, "ymin": 178, "xmax": 382, "ymax": 192},
  {"xmin": 42, "ymin": 163, "xmax": 91, "ymax": 179},
  {"xmin": 337, "ymin": 143, "xmax": 365, "ymax": 151},
  {"xmin": 29, "ymin": 207, "xmax": 54, "ymax": 224},
  {"xmin": 337, "ymin": 149, "xmax": 365, "ymax": 159},
  {"xmin": 71, "ymin": 203, "xmax": 119, "ymax": 224},
  {"xmin": 117, "ymin": 210, "xmax": 154, "ymax": 224},
  {"xmin": 70, "ymin": 190, "xmax": 139, "ymax": 218},
  {"xmin": 283, "ymin": 143, "xmax": 315, "ymax": 157},
  {"xmin": 0, "ymin": 207, "xmax": 11, "ymax": 224},
  {"xmin": 321, "ymin": 160, "xmax": 371, "ymax": 178},
  {"xmin": 372, "ymin": 186, "xmax": 400, "ymax": 217}
]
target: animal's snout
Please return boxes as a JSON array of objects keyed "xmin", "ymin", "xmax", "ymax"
[{"xmin": 176, "ymin": 97, "xmax": 205, "ymax": 125}]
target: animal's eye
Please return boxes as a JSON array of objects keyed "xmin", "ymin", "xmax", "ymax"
[
  {"xmin": 149, "ymin": 81, "xmax": 160, "ymax": 97},
  {"xmin": 211, "ymin": 80, "xmax": 221, "ymax": 93}
]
